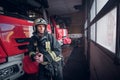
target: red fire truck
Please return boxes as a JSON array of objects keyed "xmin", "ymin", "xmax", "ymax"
[
  {"xmin": 0, "ymin": 14, "xmax": 33, "ymax": 80},
  {"xmin": 51, "ymin": 17, "xmax": 71, "ymax": 45}
]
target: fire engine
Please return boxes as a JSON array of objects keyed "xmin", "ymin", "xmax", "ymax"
[
  {"xmin": 51, "ymin": 17, "xmax": 71, "ymax": 45},
  {"xmin": 0, "ymin": 14, "xmax": 33, "ymax": 80}
]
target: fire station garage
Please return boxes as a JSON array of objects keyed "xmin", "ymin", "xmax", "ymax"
[{"xmin": 0, "ymin": 0, "xmax": 120, "ymax": 80}]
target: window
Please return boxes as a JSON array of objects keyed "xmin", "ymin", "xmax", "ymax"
[
  {"xmin": 84, "ymin": 20, "xmax": 87, "ymax": 37},
  {"xmin": 90, "ymin": 24, "xmax": 96, "ymax": 41},
  {"xmin": 90, "ymin": 0, "xmax": 95, "ymax": 21},
  {"xmin": 97, "ymin": 0, "xmax": 109, "ymax": 13},
  {"xmin": 96, "ymin": 7, "xmax": 117, "ymax": 53}
]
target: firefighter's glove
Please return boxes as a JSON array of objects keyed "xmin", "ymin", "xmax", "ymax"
[{"xmin": 29, "ymin": 52, "xmax": 36, "ymax": 61}]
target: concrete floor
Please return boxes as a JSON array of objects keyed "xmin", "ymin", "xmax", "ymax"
[{"xmin": 63, "ymin": 45, "xmax": 89, "ymax": 80}]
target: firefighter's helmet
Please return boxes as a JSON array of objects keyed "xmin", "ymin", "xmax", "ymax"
[{"xmin": 34, "ymin": 18, "xmax": 47, "ymax": 26}]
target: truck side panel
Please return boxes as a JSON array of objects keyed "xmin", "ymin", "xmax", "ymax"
[{"xmin": 0, "ymin": 15, "xmax": 33, "ymax": 56}]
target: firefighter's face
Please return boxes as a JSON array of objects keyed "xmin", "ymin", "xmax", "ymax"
[{"xmin": 36, "ymin": 24, "xmax": 45, "ymax": 34}]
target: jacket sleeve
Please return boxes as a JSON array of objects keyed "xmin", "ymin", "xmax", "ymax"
[
  {"xmin": 28, "ymin": 36, "xmax": 36, "ymax": 56},
  {"xmin": 50, "ymin": 34, "xmax": 62, "ymax": 56}
]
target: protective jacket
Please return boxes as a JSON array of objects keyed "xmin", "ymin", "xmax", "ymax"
[{"xmin": 28, "ymin": 31, "xmax": 62, "ymax": 60}]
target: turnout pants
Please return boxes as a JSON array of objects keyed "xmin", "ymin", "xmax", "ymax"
[{"xmin": 38, "ymin": 61, "xmax": 63, "ymax": 80}]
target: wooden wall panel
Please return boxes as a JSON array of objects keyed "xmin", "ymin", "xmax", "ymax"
[{"xmin": 90, "ymin": 42, "xmax": 120, "ymax": 80}]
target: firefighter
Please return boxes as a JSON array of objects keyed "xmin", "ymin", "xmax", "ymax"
[{"xmin": 28, "ymin": 18, "xmax": 63, "ymax": 80}]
